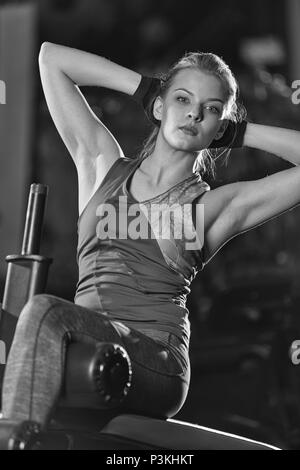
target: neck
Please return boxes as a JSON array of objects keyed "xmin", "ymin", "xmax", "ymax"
[{"xmin": 141, "ymin": 132, "xmax": 197, "ymax": 186}]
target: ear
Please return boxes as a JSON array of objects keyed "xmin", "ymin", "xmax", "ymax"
[
  {"xmin": 214, "ymin": 119, "xmax": 229, "ymax": 141},
  {"xmin": 152, "ymin": 95, "xmax": 163, "ymax": 122}
]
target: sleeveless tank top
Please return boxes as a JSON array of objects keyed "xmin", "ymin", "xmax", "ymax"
[{"xmin": 74, "ymin": 156, "xmax": 210, "ymax": 348}]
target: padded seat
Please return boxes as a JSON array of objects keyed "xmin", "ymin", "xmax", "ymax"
[{"xmin": 101, "ymin": 414, "xmax": 280, "ymax": 450}]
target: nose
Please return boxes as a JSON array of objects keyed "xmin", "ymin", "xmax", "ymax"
[{"xmin": 187, "ymin": 106, "xmax": 203, "ymax": 122}]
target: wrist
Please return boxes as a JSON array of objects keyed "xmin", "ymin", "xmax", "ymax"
[
  {"xmin": 132, "ymin": 75, "xmax": 161, "ymax": 126},
  {"xmin": 243, "ymin": 122, "xmax": 258, "ymax": 148},
  {"xmin": 132, "ymin": 74, "xmax": 150, "ymax": 100}
]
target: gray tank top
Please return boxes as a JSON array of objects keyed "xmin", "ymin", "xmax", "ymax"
[{"xmin": 75, "ymin": 156, "xmax": 210, "ymax": 347}]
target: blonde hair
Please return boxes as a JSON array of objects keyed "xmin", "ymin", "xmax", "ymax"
[{"xmin": 136, "ymin": 51, "xmax": 246, "ymax": 178}]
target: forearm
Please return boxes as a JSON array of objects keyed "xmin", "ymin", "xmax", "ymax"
[
  {"xmin": 38, "ymin": 42, "xmax": 141, "ymax": 95},
  {"xmin": 244, "ymin": 123, "xmax": 300, "ymax": 166}
]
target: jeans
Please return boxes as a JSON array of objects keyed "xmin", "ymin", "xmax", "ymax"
[{"xmin": 1, "ymin": 294, "xmax": 190, "ymax": 429}]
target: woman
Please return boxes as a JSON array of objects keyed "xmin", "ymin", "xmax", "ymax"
[{"xmin": 2, "ymin": 42, "xmax": 299, "ymax": 449}]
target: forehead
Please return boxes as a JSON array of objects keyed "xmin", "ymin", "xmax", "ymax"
[{"xmin": 171, "ymin": 68, "xmax": 227, "ymax": 100}]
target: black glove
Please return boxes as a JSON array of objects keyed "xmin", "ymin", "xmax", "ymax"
[
  {"xmin": 209, "ymin": 120, "xmax": 248, "ymax": 149},
  {"xmin": 132, "ymin": 75, "xmax": 162, "ymax": 126}
]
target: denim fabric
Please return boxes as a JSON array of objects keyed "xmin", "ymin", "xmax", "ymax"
[{"xmin": 1, "ymin": 294, "xmax": 190, "ymax": 428}]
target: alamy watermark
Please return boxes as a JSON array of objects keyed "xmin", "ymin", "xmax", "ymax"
[
  {"xmin": 290, "ymin": 340, "xmax": 300, "ymax": 365},
  {"xmin": 0, "ymin": 80, "xmax": 6, "ymax": 104},
  {"xmin": 95, "ymin": 197, "xmax": 205, "ymax": 251},
  {"xmin": 291, "ymin": 80, "xmax": 300, "ymax": 105},
  {"xmin": 0, "ymin": 340, "xmax": 6, "ymax": 364}
]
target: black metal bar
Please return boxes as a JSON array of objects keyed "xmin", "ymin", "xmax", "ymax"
[{"xmin": 21, "ymin": 183, "xmax": 48, "ymax": 255}]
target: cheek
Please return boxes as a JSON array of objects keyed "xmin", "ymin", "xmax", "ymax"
[
  {"xmin": 199, "ymin": 120, "xmax": 221, "ymax": 147},
  {"xmin": 165, "ymin": 107, "xmax": 176, "ymax": 121},
  {"xmin": 204, "ymin": 116, "xmax": 222, "ymax": 135},
  {"xmin": 162, "ymin": 110, "xmax": 181, "ymax": 134}
]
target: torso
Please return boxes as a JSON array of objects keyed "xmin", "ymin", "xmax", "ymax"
[
  {"xmin": 126, "ymin": 156, "xmax": 198, "ymax": 203},
  {"xmin": 127, "ymin": 160, "xmax": 235, "ymax": 267},
  {"xmin": 77, "ymin": 155, "xmax": 234, "ymax": 268},
  {"xmin": 127, "ymin": 168, "xmax": 175, "ymax": 202}
]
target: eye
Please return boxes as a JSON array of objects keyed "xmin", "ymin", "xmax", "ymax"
[
  {"xmin": 205, "ymin": 105, "xmax": 221, "ymax": 114},
  {"xmin": 176, "ymin": 96, "xmax": 188, "ymax": 103}
]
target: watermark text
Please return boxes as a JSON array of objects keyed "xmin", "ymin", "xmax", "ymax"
[
  {"xmin": 290, "ymin": 340, "xmax": 300, "ymax": 365},
  {"xmin": 0, "ymin": 80, "xmax": 6, "ymax": 104},
  {"xmin": 291, "ymin": 80, "xmax": 300, "ymax": 105},
  {"xmin": 0, "ymin": 340, "xmax": 6, "ymax": 365},
  {"xmin": 95, "ymin": 198, "xmax": 205, "ymax": 251}
]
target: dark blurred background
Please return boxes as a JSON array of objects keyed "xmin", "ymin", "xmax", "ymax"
[{"xmin": 1, "ymin": 0, "xmax": 300, "ymax": 448}]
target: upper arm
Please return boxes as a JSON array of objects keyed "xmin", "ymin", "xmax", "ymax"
[
  {"xmin": 38, "ymin": 42, "xmax": 123, "ymax": 168},
  {"xmin": 197, "ymin": 165, "xmax": 300, "ymax": 264},
  {"xmin": 234, "ymin": 165, "xmax": 300, "ymax": 234},
  {"xmin": 39, "ymin": 42, "xmax": 124, "ymax": 213}
]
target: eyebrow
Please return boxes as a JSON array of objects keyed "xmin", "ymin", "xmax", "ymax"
[{"xmin": 174, "ymin": 88, "xmax": 224, "ymax": 104}]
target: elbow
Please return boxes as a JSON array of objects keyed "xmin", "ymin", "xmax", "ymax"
[{"xmin": 38, "ymin": 42, "xmax": 56, "ymax": 66}]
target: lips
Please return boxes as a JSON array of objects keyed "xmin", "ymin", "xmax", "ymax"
[{"xmin": 179, "ymin": 126, "xmax": 198, "ymax": 136}]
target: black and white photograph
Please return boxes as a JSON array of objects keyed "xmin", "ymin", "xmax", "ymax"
[{"xmin": 0, "ymin": 0, "xmax": 300, "ymax": 452}]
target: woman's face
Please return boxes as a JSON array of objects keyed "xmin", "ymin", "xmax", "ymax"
[{"xmin": 155, "ymin": 68, "xmax": 228, "ymax": 152}]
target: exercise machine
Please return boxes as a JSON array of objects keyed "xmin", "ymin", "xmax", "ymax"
[{"xmin": 0, "ymin": 184, "xmax": 279, "ymax": 450}]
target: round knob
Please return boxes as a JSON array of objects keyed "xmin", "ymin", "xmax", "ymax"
[{"xmin": 93, "ymin": 343, "xmax": 132, "ymax": 409}]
